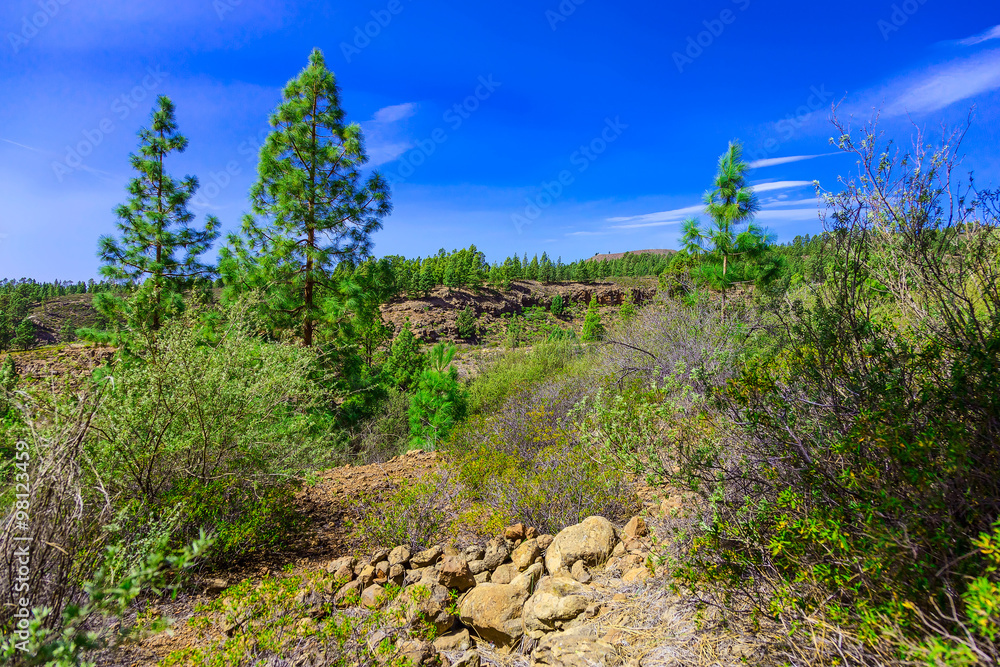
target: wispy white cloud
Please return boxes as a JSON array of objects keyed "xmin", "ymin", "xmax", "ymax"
[
  {"xmin": 607, "ymin": 203, "xmax": 704, "ymax": 228},
  {"xmin": 0, "ymin": 137, "xmax": 43, "ymax": 152},
  {"xmin": 605, "ymin": 182, "xmax": 817, "ymax": 230},
  {"xmin": 749, "ymin": 153, "xmax": 837, "ymax": 169},
  {"xmin": 751, "ymin": 180, "xmax": 815, "ymax": 193},
  {"xmin": 373, "ymin": 103, "xmax": 418, "ymax": 123},
  {"xmin": 959, "ymin": 24, "xmax": 1000, "ymax": 46},
  {"xmin": 567, "ymin": 230, "xmax": 614, "ymax": 236},
  {"xmin": 884, "ymin": 48, "xmax": 1000, "ymax": 116},
  {"xmin": 362, "ymin": 103, "xmax": 420, "ymax": 167}
]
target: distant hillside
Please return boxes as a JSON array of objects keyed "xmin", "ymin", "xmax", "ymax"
[{"xmin": 585, "ymin": 248, "xmax": 677, "ymax": 263}]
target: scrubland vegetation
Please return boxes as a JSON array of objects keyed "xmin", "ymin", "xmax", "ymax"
[{"xmin": 1, "ymin": 47, "xmax": 998, "ymax": 667}]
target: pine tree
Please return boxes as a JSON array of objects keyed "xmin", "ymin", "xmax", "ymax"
[
  {"xmin": 550, "ymin": 294, "xmax": 564, "ymax": 317},
  {"xmin": 581, "ymin": 297, "xmax": 605, "ymax": 342},
  {"xmin": 408, "ymin": 343, "xmax": 467, "ymax": 447},
  {"xmin": 385, "ymin": 320, "xmax": 425, "ymax": 390},
  {"xmin": 12, "ymin": 318, "xmax": 34, "ymax": 350},
  {"xmin": 59, "ymin": 318, "xmax": 76, "ymax": 343},
  {"xmin": 456, "ymin": 306, "xmax": 477, "ymax": 339},
  {"xmin": 97, "ymin": 96, "xmax": 219, "ymax": 329},
  {"xmin": 222, "ymin": 49, "xmax": 391, "ymax": 346},
  {"xmin": 681, "ymin": 141, "xmax": 772, "ymax": 315}
]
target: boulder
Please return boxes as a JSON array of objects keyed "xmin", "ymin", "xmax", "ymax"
[
  {"xmin": 411, "ymin": 545, "xmax": 444, "ymax": 568},
  {"xmin": 388, "ymin": 563, "xmax": 406, "ymax": 586},
  {"xmin": 622, "ymin": 515, "xmax": 648, "ymax": 539},
  {"xmin": 334, "ymin": 579, "xmax": 364, "ymax": 607},
  {"xmin": 537, "ymin": 534, "xmax": 554, "ymax": 550},
  {"xmin": 405, "ymin": 566, "xmax": 438, "ymax": 586},
  {"xmin": 473, "ymin": 571, "xmax": 490, "ymax": 584},
  {"xmin": 433, "ymin": 627, "xmax": 471, "ymax": 652},
  {"xmin": 389, "ymin": 545, "xmax": 412, "ymax": 567},
  {"xmin": 481, "ymin": 536, "xmax": 510, "ymax": 571},
  {"xmin": 523, "ymin": 575, "xmax": 592, "ymax": 638},
  {"xmin": 397, "ymin": 638, "xmax": 437, "ymax": 666},
  {"xmin": 333, "ymin": 563, "xmax": 355, "ymax": 582},
  {"xmin": 504, "ymin": 523, "xmax": 526, "ymax": 541},
  {"xmin": 452, "ymin": 650, "xmax": 481, "ymax": 667},
  {"xmin": 395, "ymin": 580, "xmax": 457, "ymax": 634},
  {"xmin": 531, "ymin": 627, "xmax": 616, "ymax": 667},
  {"xmin": 357, "ymin": 564, "xmax": 376, "ymax": 589},
  {"xmin": 438, "ymin": 555, "xmax": 476, "ymax": 591},
  {"xmin": 374, "ymin": 560, "xmax": 391, "ymax": 583},
  {"xmin": 326, "ymin": 556, "xmax": 356, "ymax": 575},
  {"xmin": 544, "ymin": 517, "xmax": 617, "ymax": 574},
  {"xmin": 458, "ymin": 564, "xmax": 542, "ymax": 646},
  {"xmin": 622, "ymin": 567, "xmax": 649, "ymax": 584},
  {"xmin": 570, "ymin": 561, "xmax": 591, "ymax": 584},
  {"xmin": 361, "ymin": 583, "xmax": 386, "ymax": 609},
  {"xmin": 491, "ymin": 563, "xmax": 519, "ymax": 585},
  {"xmin": 511, "ymin": 538, "xmax": 540, "ymax": 571},
  {"xmin": 525, "ymin": 526, "xmax": 538, "ymax": 540}
]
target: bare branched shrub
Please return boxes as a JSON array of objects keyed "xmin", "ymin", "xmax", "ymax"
[
  {"xmin": 601, "ymin": 295, "xmax": 747, "ymax": 396},
  {"xmin": 0, "ymin": 388, "xmax": 111, "ymax": 633},
  {"xmin": 350, "ymin": 470, "xmax": 464, "ymax": 550}
]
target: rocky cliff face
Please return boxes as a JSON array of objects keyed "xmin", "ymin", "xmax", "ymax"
[{"xmin": 380, "ymin": 280, "xmax": 657, "ymax": 342}]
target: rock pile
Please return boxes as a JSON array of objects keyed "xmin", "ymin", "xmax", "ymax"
[{"xmin": 320, "ymin": 515, "xmax": 655, "ymax": 666}]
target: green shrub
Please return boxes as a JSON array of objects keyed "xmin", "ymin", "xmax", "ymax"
[
  {"xmin": 82, "ymin": 300, "xmax": 333, "ymax": 564},
  {"xmin": 466, "ymin": 339, "xmax": 584, "ymax": 415},
  {"xmin": 455, "ymin": 306, "xmax": 477, "ymax": 339},
  {"xmin": 550, "ymin": 294, "xmax": 564, "ymax": 316},
  {"xmin": 383, "ymin": 320, "xmax": 425, "ymax": 390},
  {"xmin": 408, "ymin": 344, "xmax": 467, "ymax": 448},
  {"xmin": 666, "ymin": 120, "xmax": 1000, "ymax": 662},
  {"xmin": 350, "ymin": 472, "xmax": 461, "ymax": 550},
  {"xmin": 581, "ymin": 297, "xmax": 604, "ymax": 342},
  {"xmin": 350, "ymin": 388, "xmax": 412, "ymax": 463}
]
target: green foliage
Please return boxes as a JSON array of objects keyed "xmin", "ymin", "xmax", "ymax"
[
  {"xmin": 680, "ymin": 141, "xmax": 781, "ymax": 301},
  {"xmin": 662, "ymin": 120, "xmax": 1000, "ymax": 661},
  {"xmin": 157, "ymin": 569, "xmax": 412, "ymax": 667},
  {"xmin": 0, "ymin": 534, "xmax": 212, "ymax": 667},
  {"xmin": 221, "ymin": 48, "xmax": 392, "ymax": 346},
  {"xmin": 12, "ymin": 318, "xmax": 34, "ymax": 350},
  {"xmin": 350, "ymin": 472, "xmax": 460, "ymax": 550},
  {"xmin": 59, "ymin": 318, "xmax": 76, "ymax": 342},
  {"xmin": 550, "ymin": 294, "xmax": 564, "ymax": 316},
  {"xmin": 580, "ymin": 297, "xmax": 604, "ymax": 342},
  {"xmin": 618, "ymin": 291, "xmax": 637, "ymax": 322},
  {"xmin": 467, "ymin": 339, "xmax": 583, "ymax": 415},
  {"xmin": 455, "ymin": 306, "xmax": 477, "ymax": 339},
  {"xmin": 84, "ymin": 299, "xmax": 333, "ymax": 563},
  {"xmin": 383, "ymin": 320, "xmax": 425, "ymax": 391},
  {"xmin": 505, "ymin": 314, "xmax": 524, "ymax": 349},
  {"xmin": 97, "ymin": 95, "xmax": 219, "ymax": 330},
  {"xmin": 408, "ymin": 344, "xmax": 467, "ymax": 448}
]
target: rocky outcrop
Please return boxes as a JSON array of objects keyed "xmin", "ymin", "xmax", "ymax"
[
  {"xmin": 523, "ymin": 575, "xmax": 593, "ymax": 638},
  {"xmin": 544, "ymin": 516, "xmax": 618, "ymax": 574},
  {"xmin": 380, "ymin": 281, "xmax": 657, "ymax": 343},
  {"xmin": 531, "ymin": 626, "xmax": 617, "ymax": 667},
  {"xmin": 459, "ymin": 564, "xmax": 542, "ymax": 645},
  {"xmin": 319, "ymin": 514, "xmax": 651, "ymax": 664}
]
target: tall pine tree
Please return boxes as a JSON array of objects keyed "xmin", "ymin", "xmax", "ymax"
[
  {"xmin": 222, "ymin": 49, "xmax": 392, "ymax": 346},
  {"xmin": 97, "ymin": 96, "xmax": 219, "ymax": 329}
]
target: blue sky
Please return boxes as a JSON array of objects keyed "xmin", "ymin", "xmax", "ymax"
[{"xmin": 1, "ymin": 0, "xmax": 998, "ymax": 280}]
